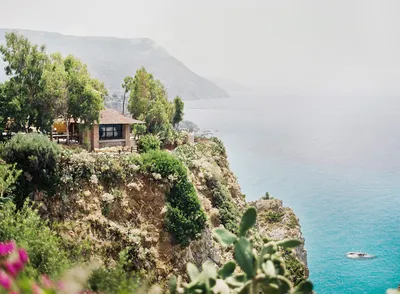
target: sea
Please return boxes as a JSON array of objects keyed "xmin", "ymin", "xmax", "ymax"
[{"xmin": 184, "ymin": 92, "xmax": 400, "ymax": 294}]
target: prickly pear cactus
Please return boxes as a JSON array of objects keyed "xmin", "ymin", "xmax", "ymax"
[{"xmin": 170, "ymin": 207, "xmax": 313, "ymax": 294}]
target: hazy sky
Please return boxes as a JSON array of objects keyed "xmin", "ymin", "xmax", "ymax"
[{"xmin": 1, "ymin": 0, "xmax": 400, "ymax": 96}]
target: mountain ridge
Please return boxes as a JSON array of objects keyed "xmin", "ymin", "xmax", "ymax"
[
  {"xmin": 209, "ymin": 77, "xmax": 252, "ymax": 94},
  {"xmin": 0, "ymin": 28, "xmax": 230, "ymax": 102}
]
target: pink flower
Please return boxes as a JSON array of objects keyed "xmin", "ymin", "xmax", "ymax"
[
  {"xmin": 32, "ymin": 283, "xmax": 43, "ymax": 294},
  {"xmin": 0, "ymin": 242, "xmax": 16, "ymax": 256},
  {"xmin": 0, "ymin": 270, "xmax": 11, "ymax": 290},
  {"xmin": 56, "ymin": 281, "xmax": 65, "ymax": 290},
  {"xmin": 4, "ymin": 260, "xmax": 23, "ymax": 277},
  {"xmin": 17, "ymin": 249, "xmax": 28, "ymax": 264},
  {"xmin": 41, "ymin": 275, "xmax": 52, "ymax": 288}
]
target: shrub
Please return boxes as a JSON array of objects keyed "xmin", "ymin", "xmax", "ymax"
[
  {"xmin": 205, "ymin": 175, "xmax": 240, "ymax": 233},
  {"xmin": 141, "ymin": 150, "xmax": 186, "ymax": 179},
  {"xmin": 162, "ymin": 130, "xmax": 190, "ymax": 150},
  {"xmin": 0, "ymin": 201, "xmax": 71, "ymax": 279},
  {"xmin": 57, "ymin": 152, "xmax": 141, "ymax": 193},
  {"xmin": 287, "ymin": 214, "xmax": 299, "ymax": 229},
  {"xmin": 0, "ymin": 161, "xmax": 21, "ymax": 199},
  {"xmin": 87, "ymin": 250, "xmax": 142, "ymax": 294},
  {"xmin": 265, "ymin": 210, "xmax": 285, "ymax": 223},
  {"xmin": 140, "ymin": 150, "xmax": 207, "ymax": 245},
  {"xmin": 282, "ymin": 249, "xmax": 308, "ymax": 286},
  {"xmin": 262, "ymin": 191, "xmax": 271, "ymax": 200},
  {"xmin": 0, "ymin": 133, "xmax": 61, "ymax": 206},
  {"xmin": 174, "ymin": 137, "xmax": 226, "ymax": 171},
  {"xmin": 137, "ymin": 134, "xmax": 161, "ymax": 153},
  {"xmin": 209, "ymin": 136, "xmax": 226, "ymax": 155}
]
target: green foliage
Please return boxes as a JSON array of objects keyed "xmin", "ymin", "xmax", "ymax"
[
  {"xmin": 0, "ymin": 160, "xmax": 21, "ymax": 198},
  {"xmin": 140, "ymin": 150, "xmax": 207, "ymax": 246},
  {"xmin": 126, "ymin": 67, "xmax": 174, "ymax": 138},
  {"xmin": 42, "ymin": 52, "xmax": 69, "ymax": 131},
  {"xmin": 63, "ymin": 55, "xmax": 106, "ymax": 129},
  {"xmin": 282, "ymin": 249, "xmax": 308, "ymax": 286},
  {"xmin": 172, "ymin": 207, "xmax": 313, "ymax": 294},
  {"xmin": 57, "ymin": 152, "xmax": 140, "ymax": 193},
  {"xmin": 239, "ymin": 207, "xmax": 257, "ymax": 237},
  {"xmin": 287, "ymin": 214, "xmax": 299, "ymax": 229},
  {"xmin": 172, "ymin": 96, "xmax": 184, "ymax": 127},
  {"xmin": 0, "ymin": 32, "xmax": 50, "ymax": 132},
  {"xmin": 0, "ymin": 133, "xmax": 61, "ymax": 206},
  {"xmin": 121, "ymin": 76, "xmax": 134, "ymax": 114},
  {"xmin": 0, "ymin": 201, "xmax": 71, "ymax": 280},
  {"xmin": 0, "ymin": 32, "xmax": 105, "ymax": 136},
  {"xmin": 265, "ymin": 210, "xmax": 285, "ymax": 223},
  {"xmin": 213, "ymin": 228, "xmax": 237, "ymax": 247},
  {"xmin": 137, "ymin": 134, "xmax": 161, "ymax": 153},
  {"xmin": 175, "ymin": 138, "xmax": 227, "ymax": 170},
  {"xmin": 209, "ymin": 137, "xmax": 226, "ymax": 155},
  {"xmin": 88, "ymin": 250, "xmax": 142, "ymax": 294},
  {"xmin": 205, "ymin": 175, "xmax": 240, "ymax": 233},
  {"xmin": 101, "ymin": 202, "xmax": 112, "ymax": 217},
  {"xmin": 132, "ymin": 123, "xmax": 147, "ymax": 138},
  {"xmin": 262, "ymin": 192, "xmax": 271, "ymax": 200},
  {"xmin": 161, "ymin": 129, "xmax": 190, "ymax": 150},
  {"xmin": 141, "ymin": 150, "xmax": 186, "ymax": 179}
]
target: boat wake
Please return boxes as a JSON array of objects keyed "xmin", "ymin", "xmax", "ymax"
[{"xmin": 346, "ymin": 252, "xmax": 376, "ymax": 260}]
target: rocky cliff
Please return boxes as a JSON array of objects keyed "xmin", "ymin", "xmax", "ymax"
[{"xmin": 36, "ymin": 137, "xmax": 308, "ymax": 285}]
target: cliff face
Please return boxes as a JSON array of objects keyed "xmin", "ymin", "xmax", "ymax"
[
  {"xmin": 251, "ymin": 199, "xmax": 307, "ymax": 267},
  {"xmin": 36, "ymin": 138, "xmax": 308, "ymax": 284}
]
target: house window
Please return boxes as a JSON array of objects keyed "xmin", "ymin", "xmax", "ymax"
[{"xmin": 99, "ymin": 124, "xmax": 123, "ymax": 140}]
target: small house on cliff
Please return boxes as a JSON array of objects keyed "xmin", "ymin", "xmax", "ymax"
[
  {"xmin": 53, "ymin": 108, "xmax": 144, "ymax": 151},
  {"xmin": 84, "ymin": 108, "xmax": 145, "ymax": 151}
]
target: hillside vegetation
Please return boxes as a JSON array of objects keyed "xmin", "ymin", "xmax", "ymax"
[
  {"xmin": 0, "ymin": 133, "xmax": 312, "ymax": 293},
  {"xmin": 0, "ymin": 31, "xmax": 313, "ymax": 294}
]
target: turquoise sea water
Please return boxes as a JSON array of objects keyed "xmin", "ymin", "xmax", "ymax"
[{"xmin": 184, "ymin": 94, "xmax": 400, "ymax": 294}]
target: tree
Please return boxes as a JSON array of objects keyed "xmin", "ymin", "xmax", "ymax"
[
  {"xmin": 42, "ymin": 53, "xmax": 69, "ymax": 140},
  {"xmin": 63, "ymin": 55, "xmax": 106, "ymax": 136},
  {"xmin": 127, "ymin": 67, "xmax": 155, "ymax": 120},
  {"xmin": 126, "ymin": 67, "xmax": 174, "ymax": 136},
  {"xmin": 0, "ymin": 32, "xmax": 106, "ymax": 144},
  {"xmin": 121, "ymin": 76, "xmax": 134, "ymax": 115},
  {"xmin": 0, "ymin": 81, "xmax": 21, "ymax": 132},
  {"xmin": 172, "ymin": 96, "xmax": 184, "ymax": 127},
  {"xmin": 0, "ymin": 32, "xmax": 49, "ymax": 132}
]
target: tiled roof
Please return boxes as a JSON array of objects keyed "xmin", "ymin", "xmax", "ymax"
[{"xmin": 99, "ymin": 108, "xmax": 145, "ymax": 125}]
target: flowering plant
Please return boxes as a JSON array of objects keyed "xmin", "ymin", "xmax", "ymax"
[{"xmin": 0, "ymin": 241, "xmax": 93, "ymax": 294}]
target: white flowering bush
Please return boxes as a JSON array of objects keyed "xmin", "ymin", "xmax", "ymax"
[{"xmin": 56, "ymin": 152, "xmax": 142, "ymax": 192}]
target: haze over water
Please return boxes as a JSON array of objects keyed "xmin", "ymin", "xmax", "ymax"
[{"xmin": 185, "ymin": 93, "xmax": 400, "ymax": 294}]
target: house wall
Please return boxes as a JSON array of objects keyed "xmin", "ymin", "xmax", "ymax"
[
  {"xmin": 91, "ymin": 125, "xmax": 99, "ymax": 150},
  {"xmin": 95, "ymin": 124, "xmax": 132, "ymax": 150},
  {"xmin": 123, "ymin": 125, "xmax": 131, "ymax": 147}
]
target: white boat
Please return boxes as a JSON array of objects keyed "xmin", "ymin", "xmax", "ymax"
[{"xmin": 346, "ymin": 252, "xmax": 376, "ymax": 259}]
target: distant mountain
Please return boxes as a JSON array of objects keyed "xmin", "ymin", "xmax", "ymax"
[
  {"xmin": 0, "ymin": 29, "xmax": 229, "ymax": 102},
  {"xmin": 209, "ymin": 77, "xmax": 252, "ymax": 94}
]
